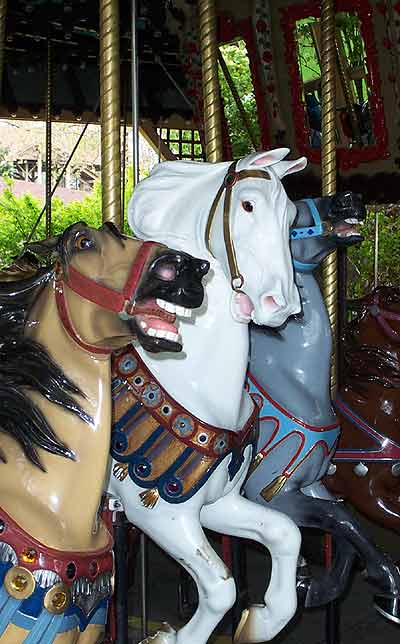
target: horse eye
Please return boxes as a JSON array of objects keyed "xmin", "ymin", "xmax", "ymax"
[
  {"xmin": 242, "ymin": 200, "xmax": 254, "ymax": 213},
  {"xmin": 75, "ymin": 235, "xmax": 94, "ymax": 250}
]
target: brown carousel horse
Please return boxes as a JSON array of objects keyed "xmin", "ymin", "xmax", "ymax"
[
  {"xmin": 326, "ymin": 286, "xmax": 400, "ymax": 541},
  {"xmin": 0, "ymin": 222, "xmax": 208, "ymax": 644}
]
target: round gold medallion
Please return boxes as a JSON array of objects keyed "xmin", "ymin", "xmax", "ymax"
[
  {"xmin": 44, "ymin": 583, "xmax": 70, "ymax": 614},
  {"xmin": 4, "ymin": 566, "xmax": 36, "ymax": 599}
]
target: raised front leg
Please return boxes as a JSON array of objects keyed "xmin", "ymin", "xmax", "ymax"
[{"xmin": 201, "ymin": 494, "xmax": 301, "ymax": 643}]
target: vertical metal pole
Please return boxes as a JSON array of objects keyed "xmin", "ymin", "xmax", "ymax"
[
  {"xmin": 131, "ymin": 0, "xmax": 140, "ymax": 186},
  {"xmin": 100, "ymin": 0, "xmax": 121, "ymax": 227},
  {"xmin": 114, "ymin": 513, "xmax": 129, "ymax": 644},
  {"xmin": 0, "ymin": 0, "xmax": 7, "ymax": 102},
  {"xmin": 320, "ymin": 2, "xmax": 340, "ymax": 643},
  {"xmin": 198, "ymin": 0, "xmax": 223, "ymax": 162},
  {"xmin": 45, "ymin": 38, "xmax": 52, "ymax": 238},
  {"xmin": 374, "ymin": 212, "xmax": 379, "ymax": 289},
  {"xmin": 131, "ymin": 2, "xmax": 148, "ymax": 638},
  {"xmin": 320, "ymin": 0, "xmax": 338, "ymax": 398}
]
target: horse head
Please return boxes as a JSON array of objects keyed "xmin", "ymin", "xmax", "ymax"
[
  {"xmin": 129, "ymin": 149, "xmax": 306, "ymax": 328},
  {"xmin": 291, "ymin": 191, "xmax": 365, "ymax": 269},
  {"xmin": 28, "ymin": 221, "xmax": 209, "ymax": 354}
]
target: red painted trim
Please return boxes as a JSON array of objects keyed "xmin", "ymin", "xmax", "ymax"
[
  {"xmin": 248, "ymin": 370, "xmax": 339, "ymax": 431},
  {"xmin": 280, "ymin": 0, "xmax": 389, "ymax": 170},
  {"xmin": 289, "ymin": 438, "xmax": 332, "ymax": 475},
  {"xmin": 0, "ymin": 506, "xmax": 113, "ymax": 586},
  {"xmin": 258, "ymin": 416, "xmax": 280, "ymax": 452},
  {"xmin": 260, "ymin": 430, "xmax": 306, "ymax": 473}
]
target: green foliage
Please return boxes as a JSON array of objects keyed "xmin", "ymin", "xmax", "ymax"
[
  {"xmin": 219, "ymin": 40, "xmax": 260, "ymax": 159},
  {"xmin": 0, "ymin": 181, "xmax": 102, "ymax": 267},
  {"xmin": 347, "ymin": 209, "xmax": 400, "ymax": 298}
]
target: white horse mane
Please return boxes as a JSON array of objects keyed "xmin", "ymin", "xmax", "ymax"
[{"xmin": 128, "ymin": 149, "xmax": 307, "ymax": 251}]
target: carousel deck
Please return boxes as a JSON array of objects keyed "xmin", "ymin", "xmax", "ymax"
[{"xmin": 127, "ymin": 510, "xmax": 400, "ymax": 643}]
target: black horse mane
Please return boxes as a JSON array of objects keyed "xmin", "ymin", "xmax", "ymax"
[{"xmin": 0, "ymin": 229, "xmax": 94, "ymax": 471}]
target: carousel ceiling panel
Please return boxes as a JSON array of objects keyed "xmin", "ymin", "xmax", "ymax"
[{"xmin": 0, "ymin": 0, "xmax": 198, "ymax": 124}]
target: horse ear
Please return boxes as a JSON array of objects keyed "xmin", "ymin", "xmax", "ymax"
[
  {"xmin": 26, "ymin": 236, "xmax": 60, "ymax": 259},
  {"xmin": 250, "ymin": 148, "xmax": 291, "ymax": 167},
  {"xmin": 273, "ymin": 156, "xmax": 308, "ymax": 179}
]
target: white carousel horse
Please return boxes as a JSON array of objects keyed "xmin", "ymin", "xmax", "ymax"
[{"xmin": 107, "ymin": 149, "xmax": 306, "ymax": 644}]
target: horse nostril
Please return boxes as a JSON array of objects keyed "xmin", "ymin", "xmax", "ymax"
[{"xmin": 197, "ymin": 260, "xmax": 210, "ymax": 276}]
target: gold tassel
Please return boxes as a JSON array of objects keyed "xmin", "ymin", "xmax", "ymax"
[
  {"xmin": 139, "ymin": 488, "xmax": 160, "ymax": 509},
  {"xmin": 113, "ymin": 463, "xmax": 128, "ymax": 481},
  {"xmin": 260, "ymin": 475, "xmax": 287, "ymax": 502}
]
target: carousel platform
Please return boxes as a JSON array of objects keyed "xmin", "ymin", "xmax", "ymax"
[{"xmin": 127, "ymin": 507, "xmax": 400, "ymax": 644}]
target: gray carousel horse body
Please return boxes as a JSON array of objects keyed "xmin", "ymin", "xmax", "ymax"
[{"xmin": 245, "ymin": 195, "xmax": 400, "ymax": 621}]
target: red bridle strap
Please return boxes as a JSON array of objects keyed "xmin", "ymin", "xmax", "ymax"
[
  {"xmin": 65, "ymin": 241, "xmax": 158, "ymax": 315},
  {"xmin": 55, "ymin": 240, "xmax": 159, "ymax": 355}
]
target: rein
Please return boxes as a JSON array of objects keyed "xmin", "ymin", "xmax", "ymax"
[
  {"xmin": 55, "ymin": 241, "xmax": 157, "ymax": 355},
  {"xmin": 205, "ymin": 161, "xmax": 271, "ymax": 291},
  {"xmin": 368, "ymin": 292, "xmax": 400, "ymax": 344}
]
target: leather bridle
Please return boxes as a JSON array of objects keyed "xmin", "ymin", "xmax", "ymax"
[
  {"xmin": 55, "ymin": 240, "xmax": 158, "ymax": 355},
  {"xmin": 205, "ymin": 161, "xmax": 271, "ymax": 291}
]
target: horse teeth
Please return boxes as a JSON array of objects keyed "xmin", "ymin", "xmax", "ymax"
[
  {"xmin": 156, "ymin": 298, "xmax": 167, "ymax": 310},
  {"xmin": 154, "ymin": 330, "xmax": 168, "ymax": 339},
  {"xmin": 147, "ymin": 328, "xmax": 157, "ymax": 337},
  {"xmin": 164, "ymin": 302, "xmax": 176, "ymax": 314},
  {"xmin": 345, "ymin": 218, "xmax": 358, "ymax": 224},
  {"xmin": 166, "ymin": 331, "xmax": 179, "ymax": 342}
]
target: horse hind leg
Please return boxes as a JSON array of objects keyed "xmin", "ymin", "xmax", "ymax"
[{"xmin": 201, "ymin": 493, "xmax": 301, "ymax": 642}]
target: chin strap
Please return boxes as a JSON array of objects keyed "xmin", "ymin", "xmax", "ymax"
[
  {"xmin": 368, "ymin": 292, "xmax": 400, "ymax": 343},
  {"xmin": 55, "ymin": 241, "xmax": 158, "ymax": 355}
]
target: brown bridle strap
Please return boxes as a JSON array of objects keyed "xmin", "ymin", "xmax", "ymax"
[
  {"xmin": 54, "ymin": 240, "xmax": 158, "ymax": 355},
  {"xmin": 205, "ymin": 161, "xmax": 271, "ymax": 291}
]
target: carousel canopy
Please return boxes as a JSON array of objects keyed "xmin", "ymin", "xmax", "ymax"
[{"xmin": 1, "ymin": 0, "xmax": 197, "ymax": 125}]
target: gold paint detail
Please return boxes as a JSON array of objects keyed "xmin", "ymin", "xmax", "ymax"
[
  {"xmin": 198, "ymin": 0, "xmax": 223, "ymax": 163},
  {"xmin": 320, "ymin": 0, "xmax": 338, "ymax": 398},
  {"xmin": 21, "ymin": 547, "xmax": 38, "ymax": 564},
  {"xmin": 247, "ymin": 452, "xmax": 264, "ymax": 477},
  {"xmin": 139, "ymin": 488, "xmax": 160, "ymax": 509},
  {"xmin": 100, "ymin": 0, "xmax": 121, "ymax": 226},
  {"xmin": 44, "ymin": 583, "xmax": 71, "ymax": 614},
  {"xmin": 113, "ymin": 463, "xmax": 128, "ymax": 481},
  {"xmin": 260, "ymin": 475, "xmax": 287, "ymax": 502},
  {"xmin": 4, "ymin": 566, "xmax": 36, "ymax": 600}
]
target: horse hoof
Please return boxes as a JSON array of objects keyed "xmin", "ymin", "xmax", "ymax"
[
  {"xmin": 234, "ymin": 605, "xmax": 268, "ymax": 644},
  {"xmin": 374, "ymin": 595, "xmax": 400, "ymax": 625},
  {"xmin": 139, "ymin": 623, "xmax": 177, "ymax": 644}
]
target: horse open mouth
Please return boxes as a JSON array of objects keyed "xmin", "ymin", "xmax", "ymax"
[
  {"xmin": 334, "ymin": 218, "xmax": 363, "ymax": 241},
  {"xmin": 129, "ymin": 297, "xmax": 193, "ymax": 351}
]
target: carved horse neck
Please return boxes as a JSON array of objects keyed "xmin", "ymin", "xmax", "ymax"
[
  {"xmin": 0, "ymin": 281, "xmax": 112, "ymax": 552},
  {"xmin": 250, "ymin": 270, "xmax": 336, "ymax": 426},
  {"xmin": 136, "ymin": 250, "xmax": 252, "ymax": 431}
]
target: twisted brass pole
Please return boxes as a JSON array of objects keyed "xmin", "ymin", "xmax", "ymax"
[
  {"xmin": 198, "ymin": 0, "xmax": 223, "ymax": 162},
  {"xmin": 0, "ymin": 0, "xmax": 7, "ymax": 102},
  {"xmin": 100, "ymin": 0, "xmax": 121, "ymax": 227},
  {"xmin": 45, "ymin": 38, "xmax": 52, "ymax": 238},
  {"xmin": 320, "ymin": 0, "xmax": 338, "ymax": 396}
]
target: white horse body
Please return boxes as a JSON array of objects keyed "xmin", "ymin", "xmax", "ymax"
[{"xmin": 107, "ymin": 150, "xmax": 307, "ymax": 644}]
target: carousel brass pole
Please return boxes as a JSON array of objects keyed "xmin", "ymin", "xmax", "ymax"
[
  {"xmin": 45, "ymin": 38, "xmax": 52, "ymax": 238},
  {"xmin": 0, "ymin": 0, "xmax": 7, "ymax": 101},
  {"xmin": 100, "ymin": 0, "xmax": 121, "ymax": 227},
  {"xmin": 320, "ymin": 0, "xmax": 338, "ymax": 397},
  {"xmin": 198, "ymin": 0, "xmax": 223, "ymax": 162}
]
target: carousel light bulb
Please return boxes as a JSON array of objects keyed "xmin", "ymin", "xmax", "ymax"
[{"xmin": 21, "ymin": 548, "xmax": 38, "ymax": 564}]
